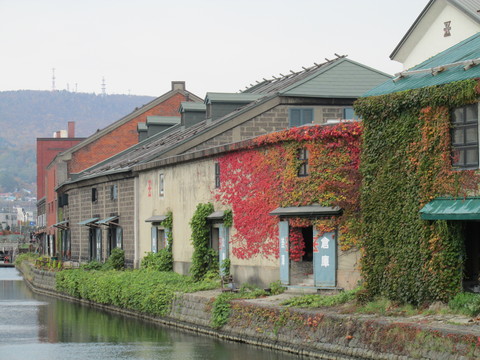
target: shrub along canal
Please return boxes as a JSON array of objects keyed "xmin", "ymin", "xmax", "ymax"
[{"xmin": 0, "ymin": 267, "xmax": 301, "ymax": 360}]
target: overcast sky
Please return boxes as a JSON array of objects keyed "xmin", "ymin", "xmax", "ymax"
[{"xmin": 0, "ymin": 0, "xmax": 429, "ymax": 98}]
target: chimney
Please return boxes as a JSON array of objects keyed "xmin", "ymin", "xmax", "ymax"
[
  {"xmin": 68, "ymin": 121, "xmax": 75, "ymax": 138},
  {"xmin": 171, "ymin": 81, "xmax": 186, "ymax": 91}
]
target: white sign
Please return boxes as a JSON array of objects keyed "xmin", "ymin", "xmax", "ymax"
[
  {"xmin": 320, "ymin": 236, "xmax": 329, "ymax": 249},
  {"xmin": 321, "ymin": 255, "xmax": 330, "ymax": 268}
]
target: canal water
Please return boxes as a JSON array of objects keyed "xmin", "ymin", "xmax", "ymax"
[{"xmin": 0, "ymin": 268, "xmax": 303, "ymax": 360}]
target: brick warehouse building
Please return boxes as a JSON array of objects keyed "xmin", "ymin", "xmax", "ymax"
[
  {"xmin": 36, "ymin": 122, "xmax": 85, "ymax": 255},
  {"xmin": 40, "ymin": 81, "xmax": 202, "ymax": 259}
]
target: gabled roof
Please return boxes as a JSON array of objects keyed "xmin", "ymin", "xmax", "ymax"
[
  {"xmin": 390, "ymin": 0, "xmax": 480, "ymax": 60},
  {"xmin": 243, "ymin": 57, "xmax": 391, "ymax": 98},
  {"xmin": 65, "ymin": 58, "xmax": 390, "ymax": 183},
  {"xmin": 242, "ymin": 56, "xmax": 347, "ymax": 94},
  {"xmin": 364, "ymin": 32, "xmax": 480, "ymax": 97},
  {"xmin": 51, "ymin": 84, "xmax": 202, "ymax": 163}
]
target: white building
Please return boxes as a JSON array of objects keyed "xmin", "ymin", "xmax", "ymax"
[{"xmin": 391, "ymin": 0, "xmax": 480, "ymax": 69}]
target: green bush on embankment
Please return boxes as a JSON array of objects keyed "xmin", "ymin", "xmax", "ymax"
[{"xmin": 56, "ymin": 269, "xmax": 219, "ymax": 316}]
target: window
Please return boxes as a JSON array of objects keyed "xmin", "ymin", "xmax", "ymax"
[
  {"xmin": 343, "ymin": 107, "xmax": 359, "ymax": 120},
  {"xmin": 89, "ymin": 227, "xmax": 102, "ymax": 261},
  {"xmin": 110, "ymin": 184, "xmax": 118, "ymax": 200},
  {"xmin": 452, "ymin": 104, "xmax": 479, "ymax": 169},
  {"xmin": 289, "ymin": 108, "xmax": 313, "ymax": 127},
  {"xmin": 298, "ymin": 148, "xmax": 309, "ymax": 177},
  {"xmin": 159, "ymin": 173, "xmax": 165, "ymax": 197},
  {"xmin": 92, "ymin": 188, "xmax": 98, "ymax": 202},
  {"xmin": 215, "ymin": 162, "xmax": 220, "ymax": 188},
  {"xmin": 108, "ymin": 226, "xmax": 122, "ymax": 254}
]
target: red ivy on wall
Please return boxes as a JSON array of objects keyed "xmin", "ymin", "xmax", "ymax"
[{"xmin": 215, "ymin": 122, "xmax": 362, "ymax": 260}]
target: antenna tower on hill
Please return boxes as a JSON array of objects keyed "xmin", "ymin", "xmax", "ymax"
[
  {"xmin": 101, "ymin": 77, "xmax": 106, "ymax": 96},
  {"xmin": 52, "ymin": 68, "xmax": 56, "ymax": 91}
]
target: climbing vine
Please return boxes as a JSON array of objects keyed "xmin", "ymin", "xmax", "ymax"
[
  {"xmin": 142, "ymin": 211, "xmax": 174, "ymax": 272},
  {"xmin": 215, "ymin": 122, "xmax": 362, "ymax": 260},
  {"xmin": 355, "ymin": 79, "xmax": 480, "ymax": 304},
  {"xmin": 190, "ymin": 203, "xmax": 216, "ymax": 281}
]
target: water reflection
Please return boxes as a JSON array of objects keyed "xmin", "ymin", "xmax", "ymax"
[{"xmin": 0, "ymin": 268, "xmax": 302, "ymax": 360}]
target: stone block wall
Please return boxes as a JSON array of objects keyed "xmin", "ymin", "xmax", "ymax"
[
  {"xmin": 169, "ymin": 292, "xmax": 216, "ymax": 327},
  {"xmin": 65, "ymin": 177, "xmax": 135, "ymax": 266}
]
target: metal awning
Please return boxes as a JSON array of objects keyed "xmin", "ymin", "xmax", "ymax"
[
  {"xmin": 420, "ymin": 198, "xmax": 480, "ymax": 220},
  {"xmin": 52, "ymin": 220, "xmax": 69, "ymax": 230},
  {"xmin": 145, "ymin": 215, "xmax": 167, "ymax": 223},
  {"xmin": 269, "ymin": 205, "xmax": 342, "ymax": 217},
  {"xmin": 78, "ymin": 217, "xmax": 99, "ymax": 226},
  {"xmin": 207, "ymin": 211, "xmax": 225, "ymax": 220},
  {"xmin": 96, "ymin": 216, "xmax": 119, "ymax": 226}
]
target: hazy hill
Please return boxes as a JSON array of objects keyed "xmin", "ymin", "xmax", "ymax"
[{"xmin": 0, "ymin": 90, "xmax": 155, "ymax": 193}]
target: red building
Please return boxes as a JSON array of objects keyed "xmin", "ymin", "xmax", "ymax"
[
  {"xmin": 36, "ymin": 122, "xmax": 85, "ymax": 254},
  {"xmin": 41, "ymin": 81, "xmax": 202, "ymax": 258}
]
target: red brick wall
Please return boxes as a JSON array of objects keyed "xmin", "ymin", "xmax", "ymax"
[
  {"xmin": 36, "ymin": 138, "xmax": 83, "ymax": 199},
  {"xmin": 45, "ymin": 165, "xmax": 57, "ymax": 235},
  {"xmin": 68, "ymin": 93, "xmax": 189, "ymax": 174}
]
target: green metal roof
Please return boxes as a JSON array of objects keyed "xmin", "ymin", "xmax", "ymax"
[
  {"xmin": 179, "ymin": 102, "xmax": 206, "ymax": 112},
  {"xmin": 78, "ymin": 217, "xmax": 99, "ymax": 225},
  {"xmin": 204, "ymin": 92, "xmax": 264, "ymax": 104},
  {"xmin": 420, "ymin": 197, "xmax": 480, "ymax": 220},
  {"xmin": 137, "ymin": 123, "xmax": 147, "ymax": 131},
  {"xmin": 365, "ymin": 32, "xmax": 480, "ymax": 97},
  {"xmin": 281, "ymin": 58, "xmax": 392, "ymax": 98},
  {"xmin": 96, "ymin": 216, "xmax": 119, "ymax": 225},
  {"xmin": 146, "ymin": 116, "xmax": 180, "ymax": 125}
]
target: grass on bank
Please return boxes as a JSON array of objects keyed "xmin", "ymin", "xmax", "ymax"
[
  {"xmin": 16, "ymin": 253, "xmax": 480, "ymax": 320},
  {"xmin": 56, "ymin": 268, "xmax": 220, "ymax": 317},
  {"xmin": 282, "ymin": 287, "xmax": 480, "ymax": 319}
]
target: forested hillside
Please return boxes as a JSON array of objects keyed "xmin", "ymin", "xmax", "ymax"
[{"xmin": 0, "ymin": 90, "xmax": 155, "ymax": 193}]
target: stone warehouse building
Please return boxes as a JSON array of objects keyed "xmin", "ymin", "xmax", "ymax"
[{"xmin": 57, "ymin": 57, "xmax": 389, "ymax": 289}]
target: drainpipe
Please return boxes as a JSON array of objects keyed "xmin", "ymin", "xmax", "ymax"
[{"xmin": 134, "ymin": 176, "xmax": 139, "ymax": 268}]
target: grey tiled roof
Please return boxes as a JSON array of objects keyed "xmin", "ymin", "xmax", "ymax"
[{"xmin": 74, "ymin": 94, "xmax": 276, "ymax": 181}]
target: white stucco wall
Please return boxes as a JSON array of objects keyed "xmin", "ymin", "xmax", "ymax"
[{"xmin": 394, "ymin": 0, "xmax": 480, "ymax": 69}]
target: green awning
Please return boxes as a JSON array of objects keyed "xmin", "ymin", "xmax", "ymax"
[
  {"xmin": 52, "ymin": 220, "xmax": 69, "ymax": 229},
  {"xmin": 97, "ymin": 216, "xmax": 119, "ymax": 226},
  {"xmin": 78, "ymin": 217, "xmax": 99, "ymax": 226},
  {"xmin": 420, "ymin": 198, "xmax": 480, "ymax": 220}
]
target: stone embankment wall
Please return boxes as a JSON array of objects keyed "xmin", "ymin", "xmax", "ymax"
[{"xmin": 16, "ymin": 262, "xmax": 480, "ymax": 360}]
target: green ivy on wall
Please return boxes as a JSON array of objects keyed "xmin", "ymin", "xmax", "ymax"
[
  {"xmin": 141, "ymin": 211, "xmax": 173, "ymax": 272},
  {"xmin": 190, "ymin": 203, "xmax": 216, "ymax": 281},
  {"xmin": 355, "ymin": 79, "xmax": 480, "ymax": 304}
]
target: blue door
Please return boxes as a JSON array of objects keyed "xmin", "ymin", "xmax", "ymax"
[
  {"xmin": 279, "ymin": 221, "xmax": 289, "ymax": 285},
  {"xmin": 313, "ymin": 230, "xmax": 336, "ymax": 287},
  {"xmin": 219, "ymin": 225, "xmax": 229, "ymax": 275},
  {"xmin": 151, "ymin": 227, "xmax": 157, "ymax": 253}
]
